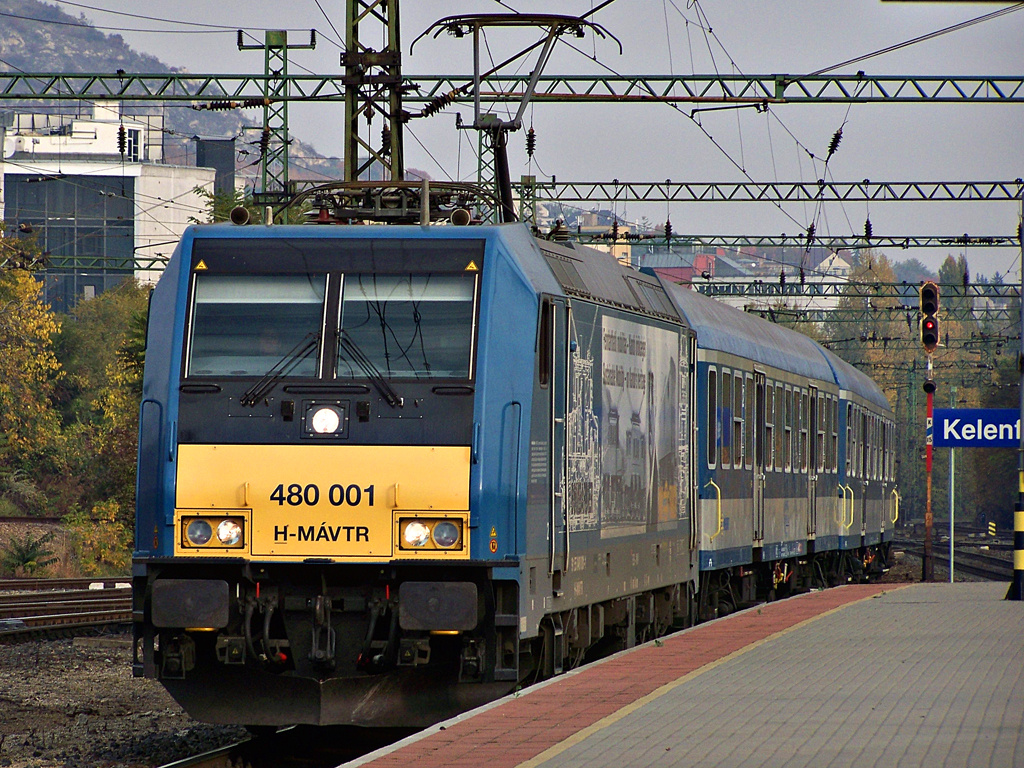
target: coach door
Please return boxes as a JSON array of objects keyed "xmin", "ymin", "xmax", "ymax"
[
  {"xmin": 808, "ymin": 386, "xmax": 819, "ymax": 537},
  {"xmin": 753, "ymin": 372, "xmax": 766, "ymax": 540},
  {"xmin": 548, "ymin": 298, "xmax": 568, "ymax": 584}
]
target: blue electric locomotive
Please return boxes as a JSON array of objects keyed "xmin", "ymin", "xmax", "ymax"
[{"xmin": 133, "ymin": 210, "xmax": 895, "ymax": 727}]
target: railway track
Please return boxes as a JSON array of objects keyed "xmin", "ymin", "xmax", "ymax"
[
  {"xmin": 156, "ymin": 726, "xmax": 416, "ymax": 768},
  {"xmin": 893, "ymin": 539, "xmax": 1013, "ymax": 581},
  {"xmin": 0, "ymin": 576, "xmax": 132, "ymax": 641}
]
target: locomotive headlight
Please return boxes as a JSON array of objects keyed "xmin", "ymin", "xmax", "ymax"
[
  {"xmin": 216, "ymin": 519, "xmax": 243, "ymax": 546},
  {"xmin": 432, "ymin": 521, "xmax": 461, "ymax": 548},
  {"xmin": 185, "ymin": 519, "xmax": 213, "ymax": 546},
  {"xmin": 181, "ymin": 516, "xmax": 246, "ymax": 549},
  {"xmin": 310, "ymin": 406, "xmax": 342, "ymax": 434},
  {"xmin": 403, "ymin": 521, "xmax": 432, "ymax": 548}
]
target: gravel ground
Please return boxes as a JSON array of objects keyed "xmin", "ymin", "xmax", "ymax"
[{"xmin": 0, "ymin": 633, "xmax": 246, "ymax": 768}]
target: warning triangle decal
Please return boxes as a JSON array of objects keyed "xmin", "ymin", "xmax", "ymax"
[
  {"xmin": 465, "ymin": 260, "xmax": 479, "ymax": 272},
  {"xmin": 195, "ymin": 260, "xmax": 208, "ymax": 271},
  {"xmin": 489, "ymin": 527, "xmax": 497, "ymax": 537}
]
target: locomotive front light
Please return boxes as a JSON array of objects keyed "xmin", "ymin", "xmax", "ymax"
[
  {"xmin": 403, "ymin": 521, "xmax": 432, "ymax": 548},
  {"xmin": 432, "ymin": 521, "xmax": 461, "ymax": 548},
  {"xmin": 181, "ymin": 516, "xmax": 246, "ymax": 549},
  {"xmin": 397, "ymin": 517, "xmax": 466, "ymax": 552},
  {"xmin": 216, "ymin": 519, "xmax": 244, "ymax": 546},
  {"xmin": 185, "ymin": 519, "xmax": 213, "ymax": 546},
  {"xmin": 309, "ymin": 405, "xmax": 342, "ymax": 434}
]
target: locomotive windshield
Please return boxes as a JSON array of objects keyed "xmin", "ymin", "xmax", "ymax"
[
  {"xmin": 187, "ymin": 274, "xmax": 326, "ymax": 377},
  {"xmin": 339, "ymin": 273, "xmax": 477, "ymax": 380}
]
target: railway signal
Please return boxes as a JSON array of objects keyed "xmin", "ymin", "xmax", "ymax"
[{"xmin": 920, "ymin": 281, "xmax": 940, "ymax": 353}]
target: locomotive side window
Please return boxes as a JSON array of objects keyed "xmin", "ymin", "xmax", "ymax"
[
  {"xmin": 707, "ymin": 368, "xmax": 717, "ymax": 468},
  {"xmin": 721, "ymin": 372, "xmax": 732, "ymax": 467},
  {"xmin": 187, "ymin": 274, "xmax": 326, "ymax": 377},
  {"xmin": 339, "ymin": 274, "xmax": 477, "ymax": 380}
]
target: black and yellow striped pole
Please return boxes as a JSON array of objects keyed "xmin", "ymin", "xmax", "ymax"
[{"xmin": 1012, "ymin": 211, "xmax": 1024, "ymax": 601}]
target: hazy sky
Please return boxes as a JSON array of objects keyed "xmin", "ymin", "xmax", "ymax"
[{"xmin": 48, "ymin": 0, "xmax": 1024, "ymax": 278}]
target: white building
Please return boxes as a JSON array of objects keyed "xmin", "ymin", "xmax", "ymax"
[{"xmin": 1, "ymin": 102, "xmax": 215, "ymax": 308}]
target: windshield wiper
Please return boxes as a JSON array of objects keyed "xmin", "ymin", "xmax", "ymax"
[
  {"xmin": 338, "ymin": 332, "xmax": 404, "ymax": 408},
  {"xmin": 240, "ymin": 333, "xmax": 319, "ymax": 406}
]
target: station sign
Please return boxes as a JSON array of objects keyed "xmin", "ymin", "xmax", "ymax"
[{"xmin": 932, "ymin": 408, "xmax": 1021, "ymax": 448}]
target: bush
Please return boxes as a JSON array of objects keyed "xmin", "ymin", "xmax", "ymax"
[
  {"xmin": 1, "ymin": 530, "xmax": 58, "ymax": 576},
  {"xmin": 62, "ymin": 500, "xmax": 131, "ymax": 575}
]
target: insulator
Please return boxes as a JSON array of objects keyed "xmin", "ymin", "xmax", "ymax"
[
  {"xmin": 259, "ymin": 129, "xmax": 270, "ymax": 156},
  {"xmin": 779, "ymin": 270, "xmax": 786, "ymax": 286},
  {"xmin": 611, "ymin": 220, "xmax": 619, "ymax": 241},
  {"xmin": 799, "ymin": 267, "xmax": 806, "ymax": 285},
  {"xmin": 117, "ymin": 124, "xmax": 126, "ymax": 155},
  {"xmin": 208, "ymin": 100, "xmax": 238, "ymax": 111},
  {"xmin": 381, "ymin": 124, "xmax": 392, "ymax": 155},
  {"xmin": 526, "ymin": 127, "xmax": 536, "ymax": 158},
  {"xmin": 664, "ymin": 219, "xmax": 672, "ymax": 242},
  {"xmin": 242, "ymin": 99, "xmax": 267, "ymax": 109},
  {"xmin": 864, "ymin": 217, "xmax": 873, "ymax": 240},
  {"xmin": 963, "ymin": 269, "xmax": 970, "ymax": 287},
  {"xmin": 827, "ymin": 128, "xmax": 842, "ymax": 159},
  {"xmin": 421, "ymin": 90, "xmax": 457, "ymax": 118}
]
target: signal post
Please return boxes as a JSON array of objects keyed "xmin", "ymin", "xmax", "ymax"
[{"xmin": 920, "ymin": 281, "xmax": 940, "ymax": 582}]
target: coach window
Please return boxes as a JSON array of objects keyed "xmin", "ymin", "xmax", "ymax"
[
  {"xmin": 845, "ymin": 404, "xmax": 853, "ymax": 476},
  {"xmin": 339, "ymin": 273, "xmax": 477, "ymax": 380},
  {"xmin": 800, "ymin": 390, "xmax": 809, "ymax": 472},
  {"xmin": 775, "ymin": 384, "xmax": 784, "ymax": 472},
  {"xmin": 721, "ymin": 372, "xmax": 732, "ymax": 467},
  {"xmin": 744, "ymin": 374, "xmax": 754, "ymax": 470},
  {"xmin": 765, "ymin": 384, "xmax": 775, "ymax": 471},
  {"xmin": 817, "ymin": 395, "xmax": 826, "ymax": 472},
  {"xmin": 784, "ymin": 388, "xmax": 793, "ymax": 472},
  {"xmin": 187, "ymin": 274, "xmax": 326, "ymax": 377},
  {"xmin": 831, "ymin": 399, "xmax": 839, "ymax": 473},
  {"xmin": 861, "ymin": 412, "xmax": 870, "ymax": 481},
  {"xmin": 733, "ymin": 373, "xmax": 744, "ymax": 468},
  {"xmin": 707, "ymin": 368, "xmax": 718, "ymax": 468}
]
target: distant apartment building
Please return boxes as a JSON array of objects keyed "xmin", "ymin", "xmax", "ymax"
[{"xmin": 0, "ymin": 102, "xmax": 216, "ymax": 310}]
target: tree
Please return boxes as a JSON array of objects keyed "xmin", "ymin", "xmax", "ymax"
[
  {"xmin": 0, "ymin": 268, "xmax": 65, "ymax": 481},
  {"xmin": 190, "ymin": 185, "xmax": 263, "ymax": 225}
]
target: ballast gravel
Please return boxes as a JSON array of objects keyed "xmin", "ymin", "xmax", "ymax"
[{"xmin": 0, "ymin": 634, "xmax": 246, "ymax": 768}]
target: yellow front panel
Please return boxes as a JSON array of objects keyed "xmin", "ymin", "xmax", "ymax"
[{"xmin": 176, "ymin": 444, "xmax": 470, "ymax": 561}]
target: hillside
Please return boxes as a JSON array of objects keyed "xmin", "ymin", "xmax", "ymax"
[{"xmin": 0, "ymin": 0, "xmax": 349, "ymax": 180}]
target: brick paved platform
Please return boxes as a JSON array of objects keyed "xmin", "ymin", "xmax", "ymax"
[{"xmin": 347, "ymin": 582, "xmax": 1024, "ymax": 768}]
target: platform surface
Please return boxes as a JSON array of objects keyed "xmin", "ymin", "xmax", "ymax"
[{"xmin": 347, "ymin": 582, "xmax": 1024, "ymax": 768}]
